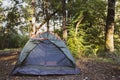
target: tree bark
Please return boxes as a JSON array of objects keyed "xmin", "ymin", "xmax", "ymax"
[
  {"xmin": 44, "ymin": 1, "xmax": 50, "ymax": 32},
  {"xmin": 30, "ymin": 0, "xmax": 36, "ymax": 37},
  {"xmin": 62, "ymin": 0, "xmax": 67, "ymax": 40},
  {"xmin": 75, "ymin": 16, "xmax": 84, "ymax": 35},
  {"xmin": 105, "ymin": 0, "xmax": 116, "ymax": 52}
]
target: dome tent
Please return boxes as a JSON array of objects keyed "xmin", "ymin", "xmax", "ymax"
[{"xmin": 11, "ymin": 32, "xmax": 80, "ymax": 75}]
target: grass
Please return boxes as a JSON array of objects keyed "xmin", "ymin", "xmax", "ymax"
[
  {"xmin": 94, "ymin": 57, "xmax": 115, "ymax": 63},
  {"xmin": 0, "ymin": 48, "xmax": 21, "ymax": 53}
]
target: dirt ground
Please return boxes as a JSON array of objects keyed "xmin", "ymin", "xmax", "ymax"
[{"xmin": 0, "ymin": 51, "xmax": 120, "ymax": 80}]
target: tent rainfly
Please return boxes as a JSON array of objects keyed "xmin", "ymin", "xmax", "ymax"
[{"xmin": 11, "ymin": 32, "xmax": 80, "ymax": 75}]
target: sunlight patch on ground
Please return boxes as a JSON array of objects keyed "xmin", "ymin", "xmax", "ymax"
[
  {"xmin": 0, "ymin": 55, "xmax": 16, "ymax": 61},
  {"xmin": 11, "ymin": 61, "xmax": 16, "ymax": 65}
]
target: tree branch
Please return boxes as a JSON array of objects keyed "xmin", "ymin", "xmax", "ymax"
[{"xmin": 36, "ymin": 9, "xmax": 59, "ymax": 33}]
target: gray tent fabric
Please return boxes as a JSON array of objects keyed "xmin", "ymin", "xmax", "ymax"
[
  {"xmin": 11, "ymin": 32, "xmax": 80, "ymax": 75},
  {"xmin": 17, "ymin": 39, "xmax": 37, "ymax": 65}
]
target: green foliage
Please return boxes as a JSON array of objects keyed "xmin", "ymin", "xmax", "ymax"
[
  {"xmin": 67, "ymin": 27, "xmax": 85, "ymax": 58},
  {"xmin": 66, "ymin": 0, "xmax": 107, "ymax": 58},
  {"xmin": 0, "ymin": 32, "xmax": 29, "ymax": 49},
  {"xmin": 0, "ymin": 0, "xmax": 30, "ymax": 50},
  {"xmin": 67, "ymin": 25, "xmax": 105, "ymax": 58},
  {"xmin": 114, "ymin": 1, "xmax": 120, "ymax": 53},
  {"xmin": 19, "ymin": 35, "xmax": 29, "ymax": 47},
  {"xmin": 66, "ymin": 11, "xmax": 85, "ymax": 58},
  {"xmin": 83, "ymin": 25, "xmax": 105, "ymax": 57}
]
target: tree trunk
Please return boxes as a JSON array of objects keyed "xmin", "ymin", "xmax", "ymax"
[
  {"xmin": 44, "ymin": 1, "xmax": 49, "ymax": 32},
  {"xmin": 30, "ymin": 0, "xmax": 36, "ymax": 37},
  {"xmin": 62, "ymin": 0, "xmax": 67, "ymax": 40},
  {"xmin": 75, "ymin": 16, "xmax": 84, "ymax": 35},
  {"xmin": 105, "ymin": 0, "xmax": 116, "ymax": 52},
  {"xmin": 45, "ymin": 8, "xmax": 49, "ymax": 32},
  {"xmin": 45, "ymin": 4, "xmax": 49, "ymax": 31}
]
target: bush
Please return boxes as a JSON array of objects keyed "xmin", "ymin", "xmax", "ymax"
[
  {"xmin": 67, "ymin": 28, "xmax": 85, "ymax": 58},
  {"xmin": 0, "ymin": 32, "xmax": 29, "ymax": 49},
  {"xmin": 19, "ymin": 35, "xmax": 29, "ymax": 47}
]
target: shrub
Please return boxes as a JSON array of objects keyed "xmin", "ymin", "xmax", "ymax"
[{"xmin": 67, "ymin": 28, "xmax": 85, "ymax": 58}]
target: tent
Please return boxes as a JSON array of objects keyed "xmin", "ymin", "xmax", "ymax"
[{"xmin": 11, "ymin": 32, "xmax": 80, "ymax": 75}]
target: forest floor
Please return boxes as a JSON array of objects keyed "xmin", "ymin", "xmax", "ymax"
[{"xmin": 0, "ymin": 50, "xmax": 120, "ymax": 80}]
